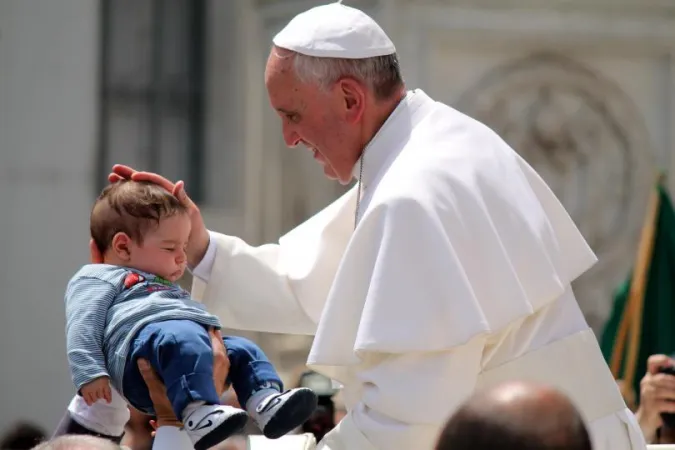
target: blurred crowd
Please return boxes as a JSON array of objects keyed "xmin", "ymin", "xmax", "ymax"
[{"xmin": 5, "ymin": 354, "xmax": 675, "ymax": 450}]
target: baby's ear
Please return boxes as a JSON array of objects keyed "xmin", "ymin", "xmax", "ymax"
[
  {"xmin": 89, "ymin": 238, "xmax": 104, "ymax": 264},
  {"xmin": 111, "ymin": 232, "xmax": 132, "ymax": 261}
]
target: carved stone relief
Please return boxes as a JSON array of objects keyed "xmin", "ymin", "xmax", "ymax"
[{"xmin": 455, "ymin": 53, "xmax": 655, "ymax": 330}]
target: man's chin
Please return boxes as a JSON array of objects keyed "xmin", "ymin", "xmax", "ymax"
[
  {"xmin": 336, "ymin": 176, "xmax": 353, "ymax": 186},
  {"xmin": 321, "ymin": 162, "xmax": 352, "ymax": 185},
  {"xmin": 322, "ymin": 166, "xmax": 339, "ymax": 180},
  {"xmin": 322, "ymin": 168, "xmax": 353, "ymax": 185}
]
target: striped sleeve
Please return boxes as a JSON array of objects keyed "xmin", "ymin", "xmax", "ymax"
[{"xmin": 65, "ymin": 276, "xmax": 117, "ymax": 390}]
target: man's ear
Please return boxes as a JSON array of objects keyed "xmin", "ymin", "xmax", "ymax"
[
  {"xmin": 111, "ymin": 232, "xmax": 133, "ymax": 261},
  {"xmin": 338, "ymin": 78, "xmax": 366, "ymax": 124}
]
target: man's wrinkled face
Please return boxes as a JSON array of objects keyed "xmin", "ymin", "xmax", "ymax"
[{"xmin": 264, "ymin": 51, "xmax": 362, "ymax": 185}]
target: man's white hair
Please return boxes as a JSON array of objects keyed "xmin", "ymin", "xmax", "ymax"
[
  {"xmin": 275, "ymin": 47, "xmax": 404, "ymax": 100},
  {"xmin": 32, "ymin": 435, "xmax": 121, "ymax": 450}
]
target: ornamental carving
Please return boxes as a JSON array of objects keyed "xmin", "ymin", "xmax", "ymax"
[{"xmin": 456, "ymin": 53, "xmax": 654, "ymax": 328}]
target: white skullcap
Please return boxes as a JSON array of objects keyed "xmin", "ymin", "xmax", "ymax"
[{"xmin": 272, "ymin": 1, "xmax": 396, "ymax": 59}]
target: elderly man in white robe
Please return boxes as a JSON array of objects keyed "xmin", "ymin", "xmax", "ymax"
[{"xmin": 68, "ymin": 2, "xmax": 645, "ymax": 450}]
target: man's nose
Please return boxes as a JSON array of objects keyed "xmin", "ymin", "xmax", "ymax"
[{"xmin": 282, "ymin": 125, "xmax": 301, "ymax": 147}]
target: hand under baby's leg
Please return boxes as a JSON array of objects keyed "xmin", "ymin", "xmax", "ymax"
[
  {"xmin": 224, "ymin": 335, "xmax": 318, "ymax": 439},
  {"xmin": 126, "ymin": 320, "xmax": 248, "ymax": 450}
]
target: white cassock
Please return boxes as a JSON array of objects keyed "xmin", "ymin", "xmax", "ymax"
[{"xmin": 190, "ymin": 90, "xmax": 646, "ymax": 450}]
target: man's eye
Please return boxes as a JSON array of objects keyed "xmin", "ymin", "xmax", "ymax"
[{"xmin": 287, "ymin": 113, "xmax": 300, "ymax": 123}]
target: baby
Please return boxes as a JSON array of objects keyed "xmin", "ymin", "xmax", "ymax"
[{"xmin": 64, "ymin": 180, "xmax": 317, "ymax": 450}]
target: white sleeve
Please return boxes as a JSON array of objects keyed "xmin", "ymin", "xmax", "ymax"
[
  {"xmin": 324, "ymin": 337, "xmax": 485, "ymax": 450},
  {"xmin": 190, "ymin": 232, "xmax": 320, "ymax": 334},
  {"xmin": 152, "ymin": 427, "xmax": 193, "ymax": 450},
  {"xmin": 190, "ymin": 231, "xmax": 218, "ymax": 282},
  {"xmin": 190, "ymin": 189, "xmax": 356, "ymax": 335}
]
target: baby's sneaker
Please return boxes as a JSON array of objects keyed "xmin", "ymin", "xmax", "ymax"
[
  {"xmin": 253, "ymin": 388, "xmax": 318, "ymax": 439},
  {"xmin": 183, "ymin": 404, "xmax": 248, "ymax": 450}
]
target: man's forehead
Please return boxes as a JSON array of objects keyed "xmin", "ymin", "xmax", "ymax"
[
  {"xmin": 273, "ymin": 96, "xmax": 309, "ymax": 116},
  {"xmin": 265, "ymin": 49, "xmax": 294, "ymax": 80},
  {"xmin": 266, "ymin": 69, "xmax": 308, "ymax": 111}
]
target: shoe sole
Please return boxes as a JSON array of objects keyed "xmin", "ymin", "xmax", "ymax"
[
  {"xmin": 193, "ymin": 410, "xmax": 248, "ymax": 450},
  {"xmin": 263, "ymin": 388, "xmax": 319, "ymax": 439}
]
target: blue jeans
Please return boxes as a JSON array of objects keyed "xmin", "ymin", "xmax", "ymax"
[{"xmin": 123, "ymin": 320, "xmax": 283, "ymax": 418}]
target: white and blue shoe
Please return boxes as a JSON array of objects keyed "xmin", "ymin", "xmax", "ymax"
[
  {"xmin": 183, "ymin": 404, "xmax": 248, "ymax": 450},
  {"xmin": 253, "ymin": 388, "xmax": 318, "ymax": 439}
]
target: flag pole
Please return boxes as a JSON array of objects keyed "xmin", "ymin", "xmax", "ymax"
[{"xmin": 612, "ymin": 174, "xmax": 664, "ymax": 400}]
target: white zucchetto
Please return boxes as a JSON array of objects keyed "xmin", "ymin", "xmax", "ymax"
[{"xmin": 272, "ymin": 1, "xmax": 396, "ymax": 59}]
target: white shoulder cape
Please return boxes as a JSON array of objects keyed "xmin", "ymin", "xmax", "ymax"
[{"xmin": 302, "ymin": 95, "xmax": 597, "ymax": 372}]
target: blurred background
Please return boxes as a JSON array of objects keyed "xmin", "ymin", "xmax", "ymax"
[{"xmin": 1, "ymin": 0, "xmax": 675, "ymax": 443}]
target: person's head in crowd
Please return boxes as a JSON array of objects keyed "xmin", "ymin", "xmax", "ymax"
[
  {"xmin": 31, "ymin": 435, "xmax": 120, "ymax": 450},
  {"xmin": 435, "ymin": 381, "xmax": 593, "ymax": 450},
  {"xmin": 0, "ymin": 422, "xmax": 46, "ymax": 450}
]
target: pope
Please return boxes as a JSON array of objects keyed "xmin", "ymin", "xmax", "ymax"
[{"xmin": 72, "ymin": 2, "xmax": 645, "ymax": 450}]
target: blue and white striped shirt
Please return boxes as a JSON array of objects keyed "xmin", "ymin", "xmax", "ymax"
[{"xmin": 65, "ymin": 264, "xmax": 221, "ymax": 396}]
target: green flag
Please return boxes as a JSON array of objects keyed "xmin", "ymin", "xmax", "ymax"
[{"xmin": 600, "ymin": 179, "xmax": 675, "ymax": 404}]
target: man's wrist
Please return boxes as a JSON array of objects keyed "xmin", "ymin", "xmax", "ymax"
[
  {"xmin": 636, "ymin": 409, "xmax": 660, "ymax": 443},
  {"xmin": 188, "ymin": 229, "xmax": 211, "ymax": 268}
]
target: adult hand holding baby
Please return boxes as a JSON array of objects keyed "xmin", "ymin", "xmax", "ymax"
[{"xmin": 137, "ymin": 326, "xmax": 230, "ymax": 430}]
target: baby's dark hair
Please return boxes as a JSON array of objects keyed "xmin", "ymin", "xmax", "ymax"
[{"xmin": 90, "ymin": 180, "xmax": 187, "ymax": 253}]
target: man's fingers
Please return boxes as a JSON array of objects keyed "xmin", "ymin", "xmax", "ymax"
[
  {"xmin": 209, "ymin": 328, "xmax": 225, "ymax": 347},
  {"xmin": 651, "ymin": 373, "xmax": 675, "ymax": 392},
  {"xmin": 108, "ymin": 173, "xmax": 124, "ymax": 183},
  {"xmin": 652, "ymin": 399, "xmax": 675, "ymax": 414},
  {"xmin": 111, "ymin": 164, "xmax": 138, "ymax": 179},
  {"xmin": 131, "ymin": 171, "xmax": 176, "ymax": 193},
  {"xmin": 149, "ymin": 420, "xmax": 159, "ymax": 437},
  {"xmin": 655, "ymin": 390, "xmax": 675, "ymax": 403},
  {"xmin": 647, "ymin": 354, "xmax": 675, "ymax": 374},
  {"xmin": 172, "ymin": 181, "xmax": 194, "ymax": 207},
  {"xmin": 137, "ymin": 359, "xmax": 163, "ymax": 391},
  {"xmin": 648, "ymin": 385, "xmax": 675, "ymax": 402},
  {"xmin": 209, "ymin": 328, "xmax": 229, "ymax": 397},
  {"xmin": 138, "ymin": 359, "xmax": 158, "ymax": 380}
]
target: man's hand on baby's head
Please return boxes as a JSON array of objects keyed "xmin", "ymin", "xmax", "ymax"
[
  {"xmin": 108, "ymin": 164, "xmax": 210, "ymax": 267},
  {"xmin": 81, "ymin": 376, "xmax": 112, "ymax": 406}
]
